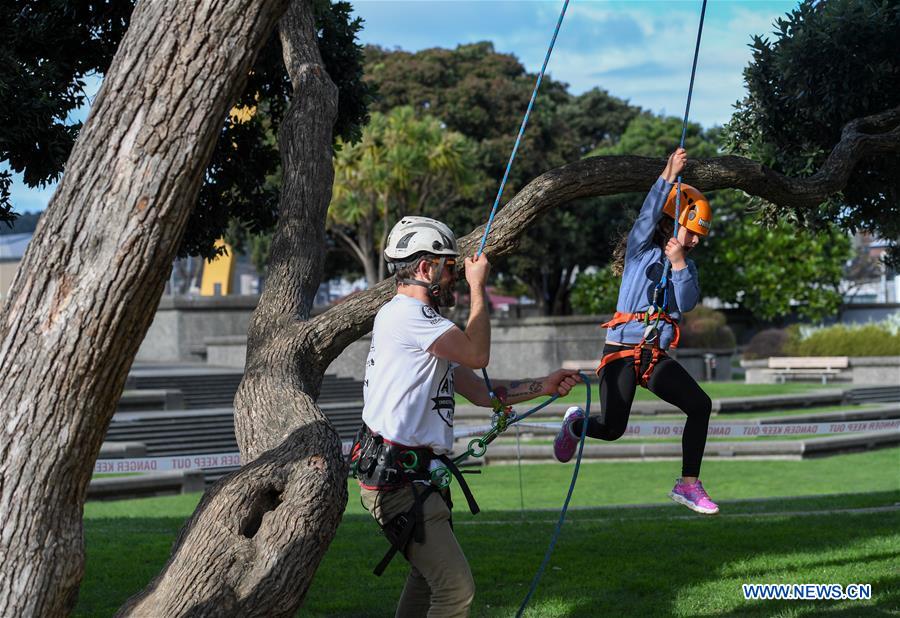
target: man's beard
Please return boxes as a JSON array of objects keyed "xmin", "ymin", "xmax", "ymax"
[{"xmin": 436, "ymin": 282, "xmax": 456, "ymax": 308}]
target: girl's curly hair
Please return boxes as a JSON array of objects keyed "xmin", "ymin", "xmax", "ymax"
[{"xmin": 610, "ymin": 217, "xmax": 673, "ymax": 276}]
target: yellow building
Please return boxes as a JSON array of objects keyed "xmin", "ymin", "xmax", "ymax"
[{"xmin": 199, "ymin": 238, "xmax": 236, "ymax": 296}]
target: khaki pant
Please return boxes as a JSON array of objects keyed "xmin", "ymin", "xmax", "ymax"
[{"xmin": 361, "ymin": 485, "xmax": 475, "ymax": 618}]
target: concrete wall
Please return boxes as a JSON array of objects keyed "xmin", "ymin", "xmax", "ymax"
[
  {"xmin": 323, "ymin": 315, "xmax": 610, "ymax": 379},
  {"xmin": 670, "ymin": 349, "xmax": 734, "ymax": 382},
  {"xmin": 742, "ymin": 356, "xmax": 900, "ymax": 385},
  {"xmin": 136, "ymin": 295, "xmax": 258, "ymax": 363},
  {"xmin": 0, "ymin": 260, "xmax": 19, "ymax": 303},
  {"xmin": 207, "ymin": 314, "xmax": 735, "ymax": 382},
  {"xmin": 205, "ymin": 335, "xmax": 249, "ymax": 368}
]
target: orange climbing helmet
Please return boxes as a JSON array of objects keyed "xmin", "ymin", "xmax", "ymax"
[{"xmin": 663, "ymin": 183, "xmax": 712, "ymax": 236}]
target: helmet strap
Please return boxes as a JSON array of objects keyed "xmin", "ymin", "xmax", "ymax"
[{"xmin": 398, "ymin": 256, "xmax": 450, "ymax": 309}]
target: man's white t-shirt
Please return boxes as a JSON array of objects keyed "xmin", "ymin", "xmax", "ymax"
[{"xmin": 362, "ymin": 294, "xmax": 458, "ymax": 454}]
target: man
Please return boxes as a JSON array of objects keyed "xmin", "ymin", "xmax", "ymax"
[{"xmin": 352, "ymin": 216, "xmax": 582, "ymax": 617}]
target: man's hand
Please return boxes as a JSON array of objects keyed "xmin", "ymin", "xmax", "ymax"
[
  {"xmin": 665, "ymin": 237, "xmax": 687, "ymax": 270},
  {"xmin": 543, "ymin": 369, "xmax": 583, "ymax": 397},
  {"xmin": 661, "ymin": 148, "xmax": 687, "ymax": 183},
  {"xmin": 464, "ymin": 253, "xmax": 491, "ymax": 289}
]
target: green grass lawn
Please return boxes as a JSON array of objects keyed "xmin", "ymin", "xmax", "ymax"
[
  {"xmin": 78, "ymin": 448, "xmax": 900, "ymax": 617},
  {"xmin": 456, "ymin": 381, "xmax": 835, "ymax": 407}
]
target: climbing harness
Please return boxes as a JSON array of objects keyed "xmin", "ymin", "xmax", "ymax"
[
  {"xmin": 350, "ymin": 424, "xmax": 480, "ymax": 575},
  {"xmin": 350, "ymin": 388, "xmax": 575, "ymax": 576},
  {"xmin": 599, "ymin": 311, "xmax": 682, "ymax": 387}
]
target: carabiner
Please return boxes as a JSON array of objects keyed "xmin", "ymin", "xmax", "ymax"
[{"xmin": 400, "ymin": 450, "xmax": 418, "ymax": 470}]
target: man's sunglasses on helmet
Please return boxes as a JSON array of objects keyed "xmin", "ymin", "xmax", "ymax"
[{"xmin": 428, "ymin": 257, "xmax": 457, "ymax": 268}]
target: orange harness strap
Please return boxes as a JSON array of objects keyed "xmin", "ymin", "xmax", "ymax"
[
  {"xmin": 595, "ymin": 345, "xmax": 668, "ymax": 388},
  {"xmin": 600, "ymin": 311, "xmax": 682, "ymax": 349},
  {"xmin": 597, "ymin": 311, "xmax": 679, "ymax": 387}
]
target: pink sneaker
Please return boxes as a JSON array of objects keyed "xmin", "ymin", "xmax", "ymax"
[
  {"xmin": 669, "ymin": 479, "xmax": 719, "ymax": 515},
  {"xmin": 553, "ymin": 406, "xmax": 585, "ymax": 463}
]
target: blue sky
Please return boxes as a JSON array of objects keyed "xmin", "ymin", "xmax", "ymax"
[{"xmin": 8, "ymin": 0, "xmax": 797, "ymax": 214}]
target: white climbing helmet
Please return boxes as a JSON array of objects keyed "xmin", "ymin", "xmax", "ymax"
[{"xmin": 384, "ymin": 216, "xmax": 459, "ymax": 264}]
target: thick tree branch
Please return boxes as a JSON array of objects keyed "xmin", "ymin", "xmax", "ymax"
[
  {"xmin": 331, "ymin": 226, "xmax": 368, "ymax": 269},
  {"xmin": 301, "ymin": 105, "xmax": 900, "ymax": 366}
]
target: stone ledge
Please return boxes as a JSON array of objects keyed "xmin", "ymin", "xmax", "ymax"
[{"xmin": 88, "ymin": 470, "xmax": 206, "ymax": 500}]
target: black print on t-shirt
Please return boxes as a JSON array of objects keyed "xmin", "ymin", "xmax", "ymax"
[
  {"xmin": 431, "ymin": 366, "xmax": 455, "ymax": 427},
  {"xmin": 421, "ymin": 305, "xmax": 444, "ymax": 325}
]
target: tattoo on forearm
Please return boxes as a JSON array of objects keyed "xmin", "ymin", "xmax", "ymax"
[{"xmin": 505, "ymin": 379, "xmax": 543, "ymax": 399}]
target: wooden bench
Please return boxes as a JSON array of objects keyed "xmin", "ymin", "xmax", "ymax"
[{"xmin": 765, "ymin": 356, "xmax": 849, "ymax": 384}]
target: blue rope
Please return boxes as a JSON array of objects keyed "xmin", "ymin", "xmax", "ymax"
[
  {"xmin": 660, "ymin": 0, "xmax": 708, "ymax": 300},
  {"xmin": 515, "ymin": 372, "xmax": 591, "ymax": 618},
  {"xmin": 477, "ymin": 0, "xmax": 569, "ymax": 257},
  {"xmin": 511, "ymin": 394, "xmax": 560, "ymax": 424},
  {"xmin": 477, "ymin": 0, "xmax": 568, "ymax": 442}
]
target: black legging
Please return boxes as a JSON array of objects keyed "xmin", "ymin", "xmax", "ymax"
[{"xmin": 572, "ymin": 344, "xmax": 713, "ymax": 477}]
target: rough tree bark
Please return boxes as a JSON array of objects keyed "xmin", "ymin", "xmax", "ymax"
[
  {"xmin": 0, "ymin": 1, "xmax": 290, "ymax": 616},
  {"xmin": 118, "ymin": 1, "xmax": 344, "ymax": 615}
]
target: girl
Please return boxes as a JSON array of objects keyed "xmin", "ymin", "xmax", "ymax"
[{"xmin": 554, "ymin": 148, "xmax": 719, "ymax": 515}]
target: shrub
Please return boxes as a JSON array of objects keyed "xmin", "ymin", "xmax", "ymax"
[
  {"xmin": 571, "ymin": 266, "xmax": 619, "ymax": 315},
  {"xmin": 743, "ymin": 328, "xmax": 793, "ymax": 360},
  {"xmin": 679, "ymin": 306, "xmax": 736, "ymax": 350},
  {"xmin": 748, "ymin": 317, "xmax": 900, "ymax": 358},
  {"xmin": 784, "ymin": 323, "xmax": 900, "ymax": 357}
]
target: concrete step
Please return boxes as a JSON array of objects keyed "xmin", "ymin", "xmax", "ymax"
[
  {"xmin": 472, "ymin": 431, "xmax": 900, "ymax": 462},
  {"xmin": 845, "ymin": 386, "xmax": 900, "ymax": 404},
  {"xmin": 88, "ymin": 470, "xmax": 206, "ymax": 500},
  {"xmin": 454, "ymin": 388, "xmax": 890, "ymax": 421},
  {"xmin": 123, "ymin": 366, "xmax": 365, "ymax": 410},
  {"xmin": 117, "ymin": 389, "xmax": 185, "ymax": 412}
]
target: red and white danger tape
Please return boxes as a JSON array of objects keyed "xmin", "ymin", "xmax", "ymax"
[
  {"xmin": 95, "ymin": 419, "xmax": 898, "ymax": 474},
  {"xmin": 503, "ymin": 418, "xmax": 900, "ymax": 439}
]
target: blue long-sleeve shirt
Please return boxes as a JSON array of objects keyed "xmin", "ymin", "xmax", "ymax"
[{"xmin": 605, "ymin": 176, "xmax": 700, "ymax": 349}]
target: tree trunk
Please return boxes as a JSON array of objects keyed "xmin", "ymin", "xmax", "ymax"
[
  {"xmin": 119, "ymin": 1, "xmax": 343, "ymax": 615},
  {"xmin": 0, "ymin": 1, "xmax": 288, "ymax": 616},
  {"xmin": 332, "ymin": 226, "xmax": 376, "ymax": 285}
]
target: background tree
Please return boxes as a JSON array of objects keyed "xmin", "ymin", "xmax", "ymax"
[
  {"xmin": 570, "ymin": 265, "xmax": 619, "ymax": 315},
  {"xmin": 577, "ymin": 113, "xmax": 855, "ymax": 324},
  {"xmin": 724, "ymin": 0, "xmax": 900, "ymax": 263},
  {"xmin": 692, "ymin": 190, "xmax": 853, "ymax": 323},
  {"xmin": 328, "ymin": 106, "xmax": 484, "ymax": 285},
  {"xmin": 0, "ymin": 0, "xmax": 372, "ymax": 261},
  {"xmin": 0, "ymin": 0, "xmax": 131, "ymax": 226},
  {"xmin": 364, "ymin": 43, "xmax": 640, "ymax": 313}
]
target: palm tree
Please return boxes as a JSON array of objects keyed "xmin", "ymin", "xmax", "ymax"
[{"xmin": 329, "ymin": 106, "xmax": 483, "ymax": 285}]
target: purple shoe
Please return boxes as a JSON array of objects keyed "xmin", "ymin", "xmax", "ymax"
[
  {"xmin": 669, "ymin": 479, "xmax": 719, "ymax": 515},
  {"xmin": 553, "ymin": 406, "xmax": 585, "ymax": 463}
]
